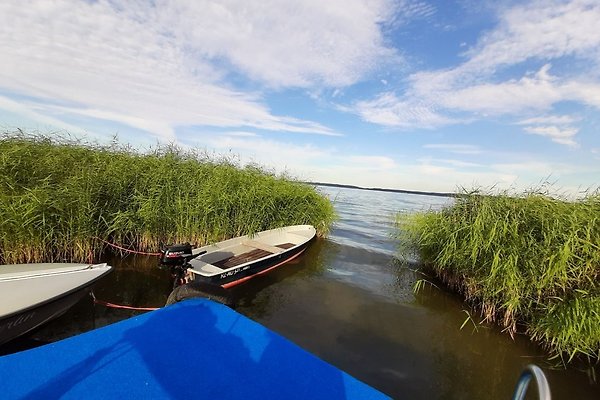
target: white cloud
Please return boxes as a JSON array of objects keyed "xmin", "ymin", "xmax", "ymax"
[
  {"xmin": 523, "ymin": 125, "xmax": 579, "ymax": 147},
  {"xmin": 438, "ymin": 65, "xmax": 561, "ymax": 115},
  {"xmin": 517, "ymin": 113, "xmax": 580, "ymax": 147},
  {"xmin": 562, "ymin": 81, "xmax": 600, "ymax": 108},
  {"xmin": 183, "ymin": 130, "xmax": 414, "ymax": 188},
  {"xmin": 153, "ymin": 0, "xmax": 399, "ymax": 88},
  {"xmin": 353, "ymin": 93, "xmax": 457, "ymax": 128},
  {"xmin": 518, "ymin": 115, "xmax": 578, "ymax": 125},
  {"xmin": 423, "ymin": 144, "xmax": 483, "ymax": 155},
  {"xmin": 0, "ymin": 95, "xmax": 96, "ymax": 138},
  {"xmin": 412, "ymin": 161, "xmax": 518, "ymax": 191},
  {"xmin": 0, "ymin": 0, "xmax": 396, "ymax": 140},
  {"xmin": 195, "ymin": 128, "xmax": 596, "ymax": 195},
  {"xmin": 194, "ymin": 132, "xmax": 400, "ymax": 176},
  {"xmin": 190, "ymin": 133, "xmax": 331, "ymax": 173},
  {"xmin": 418, "ymin": 158, "xmax": 482, "ymax": 168},
  {"xmin": 409, "ymin": 158, "xmax": 588, "ymax": 195},
  {"xmin": 490, "ymin": 160, "xmax": 574, "ymax": 176},
  {"xmin": 348, "ymin": 0, "xmax": 600, "ymax": 140},
  {"xmin": 386, "ymin": 0, "xmax": 437, "ymax": 27},
  {"xmin": 464, "ymin": 0, "xmax": 600, "ymax": 72},
  {"xmin": 221, "ymin": 131, "xmax": 260, "ymax": 138},
  {"xmin": 347, "ymin": 155, "xmax": 398, "ymax": 169}
]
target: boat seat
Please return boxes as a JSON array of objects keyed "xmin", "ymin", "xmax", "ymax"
[
  {"xmin": 242, "ymin": 240, "xmax": 284, "ymax": 254},
  {"xmin": 212, "ymin": 249, "xmax": 272, "ymax": 270}
]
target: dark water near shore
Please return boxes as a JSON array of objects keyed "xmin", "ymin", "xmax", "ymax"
[{"xmin": 2, "ymin": 185, "xmax": 598, "ymax": 399}]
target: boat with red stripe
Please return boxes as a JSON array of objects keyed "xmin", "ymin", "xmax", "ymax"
[{"xmin": 160, "ymin": 225, "xmax": 316, "ymax": 288}]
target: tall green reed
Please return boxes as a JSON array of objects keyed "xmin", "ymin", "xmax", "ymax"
[
  {"xmin": 0, "ymin": 132, "xmax": 335, "ymax": 264},
  {"xmin": 397, "ymin": 190, "xmax": 600, "ymax": 363}
]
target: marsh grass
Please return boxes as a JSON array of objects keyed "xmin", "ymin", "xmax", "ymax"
[
  {"xmin": 397, "ymin": 190, "xmax": 600, "ymax": 363},
  {"xmin": 0, "ymin": 132, "xmax": 335, "ymax": 264}
]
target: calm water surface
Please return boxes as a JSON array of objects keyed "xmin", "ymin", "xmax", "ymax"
[{"xmin": 3, "ymin": 185, "xmax": 598, "ymax": 399}]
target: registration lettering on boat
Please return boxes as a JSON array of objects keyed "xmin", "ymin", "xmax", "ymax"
[
  {"xmin": 0, "ymin": 311, "xmax": 36, "ymax": 334},
  {"xmin": 220, "ymin": 265, "xmax": 250, "ymax": 279}
]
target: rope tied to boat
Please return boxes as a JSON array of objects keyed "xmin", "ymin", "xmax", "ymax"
[
  {"xmin": 90, "ymin": 292, "xmax": 159, "ymax": 312},
  {"xmin": 93, "ymin": 237, "xmax": 162, "ymax": 257}
]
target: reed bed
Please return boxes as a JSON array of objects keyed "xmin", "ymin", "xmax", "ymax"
[
  {"xmin": 397, "ymin": 190, "xmax": 600, "ymax": 363},
  {"xmin": 0, "ymin": 132, "xmax": 335, "ymax": 264}
]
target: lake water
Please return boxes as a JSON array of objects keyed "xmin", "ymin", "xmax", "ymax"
[{"xmin": 3, "ymin": 185, "xmax": 598, "ymax": 399}]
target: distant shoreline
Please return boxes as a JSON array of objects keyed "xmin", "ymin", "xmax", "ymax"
[{"xmin": 307, "ymin": 181, "xmax": 456, "ymax": 198}]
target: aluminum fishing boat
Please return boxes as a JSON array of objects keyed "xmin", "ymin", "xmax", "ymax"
[
  {"xmin": 0, "ymin": 263, "xmax": 113, "ymax": 346},
  {"xmin": 161, "ymin": 225, "xmax": 316, "ymax": 288}
]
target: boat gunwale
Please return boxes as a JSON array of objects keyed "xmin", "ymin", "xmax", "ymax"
[
  {"xmin": 0, "ymin": 263, "xmax": 110, "ymax": 282},
  {"xmin": 0, "ymin": 264, "xmax": 113, "ymax": 320},
  {"xmin": 188, "ymin": 227, "xmax": 315, "ymax": 278},
  {"xmin": 189, "ymin": 241, "xmax": 301, "ymax": 277}
]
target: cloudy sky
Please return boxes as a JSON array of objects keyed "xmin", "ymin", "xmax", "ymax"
[{"xmin": 1, "ymin": 0, "xmax": 599, "ymax": 195}]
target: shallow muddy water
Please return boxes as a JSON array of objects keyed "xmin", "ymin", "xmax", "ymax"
[{"xmin": 3, "ymin": 185, "xmax": 598, "ymax": 399}]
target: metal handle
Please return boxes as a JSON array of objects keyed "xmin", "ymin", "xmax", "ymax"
[{"xmin": 512, "ymin": 364, "xmax": 551, "ymax": 400}]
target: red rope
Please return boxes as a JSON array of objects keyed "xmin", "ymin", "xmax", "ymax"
[
  {"xmin": 93, "ymin": 298, "xmax": 159, "ymax": 312},
  {"xmin": 94, "ymin": 237, "xmax": 162, "ymax": 256}
]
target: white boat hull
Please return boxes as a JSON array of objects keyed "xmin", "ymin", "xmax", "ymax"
[
  {"xmin": 0, "ymin": 263, "xmax": 113, "ymax": 345},
  {"xmin": 187, "ymin": 225, "xmax": 316, "ymax": 288}
]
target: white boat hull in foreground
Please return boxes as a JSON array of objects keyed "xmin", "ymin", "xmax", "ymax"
[{"xmin": 0, "ymin": 263, "xmax": 113, "ymax": 346}]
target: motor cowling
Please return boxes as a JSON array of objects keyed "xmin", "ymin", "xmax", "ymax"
[{"xmin": 160, "ymin": 243, "xmax": 193, "ymax": 266}]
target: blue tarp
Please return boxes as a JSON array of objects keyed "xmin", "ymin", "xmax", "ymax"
[{"xmin": 0, "ymin": 299, "xmax": 389, "ymax": 399}]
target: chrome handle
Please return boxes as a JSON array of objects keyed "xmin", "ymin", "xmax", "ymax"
[{"xmin": 512, "ymin": 364, "xmax": 551, "ymax": 400}]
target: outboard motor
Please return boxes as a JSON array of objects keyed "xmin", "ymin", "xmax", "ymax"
[
  {"xmin": 160, "ymin": 243, "xmax": 194, "ymax": 267},
  {"xmin": 160, "ymin": 243, "xmax": 206, "ymax": 289}
]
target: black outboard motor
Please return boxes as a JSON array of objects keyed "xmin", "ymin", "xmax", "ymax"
[
  {"xmin": 160, "ymin": 243, "xmax": 194, "ymax": 267},
  {"xmin": 160, "ymin": 243, "xmax": 206, "ymax": 289}
]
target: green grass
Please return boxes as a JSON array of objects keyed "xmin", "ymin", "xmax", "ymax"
[
  {"xmin": 397, "ymin": 190, "xmax": 600, "ymax": 363},
  {"xmin": 0, "ymin": 131, "xmax": 335, "ymax": 264}
]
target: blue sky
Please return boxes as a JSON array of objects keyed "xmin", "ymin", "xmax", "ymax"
[{"xmin": 1, "ymin": 0, "xmax": 599, "ymax": 195}]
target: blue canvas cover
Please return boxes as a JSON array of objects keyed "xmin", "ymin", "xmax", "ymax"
[{"xmin": 0, "ymin": 299, "xmax": 389, "ymax": 399}]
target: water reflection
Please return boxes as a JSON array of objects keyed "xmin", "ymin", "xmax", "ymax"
[{"xmin": 2, "ymin": 185, "xmax": 598, "ymax": 399}]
